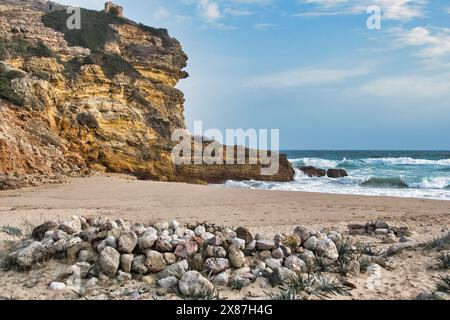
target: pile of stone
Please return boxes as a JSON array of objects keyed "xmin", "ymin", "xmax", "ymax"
[
  {"xmin": 348, "ymin": 221, "xmax": 412, "ymax": 241},
  {"xmin": 4, "ymin": 216, "xmax": 401, "ymax": 297}
]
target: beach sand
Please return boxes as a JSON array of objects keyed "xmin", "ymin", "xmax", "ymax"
[{"xmin": 0, "ymin": 174, "xmax": 449, "ymax": 300}]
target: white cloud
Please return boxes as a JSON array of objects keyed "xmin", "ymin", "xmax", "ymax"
[
  {"xmin": 396, "ymin": 27, "xmax": 450, "ymax": 58},
  {"xmin": 224, "ymin": 8, "xmax": 254, "ymax": 16},
  {"xmin": 297, "ymin": 0, "xmax": 428, "ymax": 21},
  {"xmin": 245, "ymin": 67, "xmax": 369, "ymax": 88},
  {"xmin": 359, "ymin": 72, "xmax": 450, "ymax": 99},
  {"xmin": 198, "ymin": 0, "xmax": 221, "ymax": 22},
  {"xmin": 253, "ymin": 23, "xmax": 276, "ymax": 30}
]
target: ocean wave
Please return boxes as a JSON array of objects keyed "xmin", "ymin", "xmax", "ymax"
[
  {"xmin": 289, "ymin": 157, "xmax": 340, "ymax": 168},
  {"xmin": 360, "ymin": 177, "xmax": 409, "ymax": 189},
  {"xmin": 361, "ymin": 157, "xmax": 450, "ymax": 166},
  {"xmin": 410, "ymin": 177, "xmax": 450, "ymax": 190}
]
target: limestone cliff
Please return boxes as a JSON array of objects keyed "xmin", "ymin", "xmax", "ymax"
[{"xmin": 0, "ymin": 0, "xmax": 294, "ymax": 189}]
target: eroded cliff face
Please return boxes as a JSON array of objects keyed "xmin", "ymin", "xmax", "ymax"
[{"xmin": 0, "ymin": 0, "xmax": 294, "ymax": 189}]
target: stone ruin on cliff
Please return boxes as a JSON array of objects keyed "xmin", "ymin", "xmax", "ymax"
[{"xmin": 104, "ymin": 1, "xmax": 124, "ymax": 17}]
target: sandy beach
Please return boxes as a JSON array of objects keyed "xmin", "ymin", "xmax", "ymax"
[
  {"xmin": 1, "ymin": 174, "xmax": 449, "ymax": 230},
  {"xmin": 0, "ymin": 175, "xmax": 449, "ymax": 300}
]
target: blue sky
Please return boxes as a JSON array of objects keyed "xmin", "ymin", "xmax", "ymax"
[{"xmin": 56, "ymin": 0, "xmax": 450, "ymax": 150}]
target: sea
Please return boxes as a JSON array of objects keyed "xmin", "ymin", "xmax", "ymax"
[{"xmin": 224, "ymin": 150, "xmax": 450, "ymax": 201}]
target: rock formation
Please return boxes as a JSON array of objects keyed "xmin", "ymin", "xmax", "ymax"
[
  {"xmin": 299, "ymin": 166, "xmax": 326, "ymax": 177},
  {"xmin": 327, "ymin": 168, "xmax": 348, "ymax": 178},
  {"xmin": 0, "ymin": 0, "xmax": 294, "ymax": 189},
  {"xmin": 104, "ymin": 2, "xmax": 123, "ymax": 17}
]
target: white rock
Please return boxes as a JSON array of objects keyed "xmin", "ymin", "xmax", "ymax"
[
  {"xmin": 170, "ymin": 220, "xmax": 180, "ymax": 229},
  {"xmin": 98, "ymin": 246, "xmax": 120, "ymax": 277},
  {"xmin": 49, "ymin": 282, "xmax": 66, "ymax": 290},
  {"xmin": 59, "ymin": 216, "xmax": 82, "ymax": 234},
  {"xmin": 304, "ymin": 236, "xmax": 317, "ymax": 251},
  {"xmin": 245, "ymin": 240, "xmax": 256, "ymax": 251},
  {"xmin": 121, "ymin": 254, "xmax": 134, "ymax": 273},
  {"xmin": 16, "ymin": 241, "xmax": 45, "ymax": 268},
  {"xmin": 158, "ymin": 276, "xmax": 178, "ymax": 288},
  {"xmin": 54, "ymin": 239, "xmax": 68, "ymax": 253},
  {"xmin": 205, "ymin": 245, "xmax": 227, "ymax": 258},
  {"xmin": 144, "ymin": 250, "xmax": 166, "ymax": 272},
  {"xmin": 230, "ymin": 238, "xmax": 246, "ymax": 250},
  {"xmin": 178, "ymin": 271, "xmax": 214, "ymax": 297},
  {"xmin": 137, "ymin": 232, "xmax": 157, "ymax": 250},
  {"xmin": 117, "ymin": 230, "xmax": 137, "ymax": 253},
  {"xmin": 117, "ymin": 270, "xmax": 132, "ymax": 282},
  {"xmin": 157, "ymin": 259, "xmax": 189, "ymax": 279},
  {"xmin": 154, "ymin": 222, "xmax": 169, "ymax": 232},
  {"xmin": 327, "ymin": 231, "xmax": 343, "ymax": 245},
  {"xmin": 272, "ymin": 247, "xmax": 284, "ymax": 259},
  {"xmin": 201, "ymin": 232, "xmax": 215, "ymax": 241},
  {"xmin": 375, "ymin": 228, "xmax": 389, "ymax": 235},
  {"xmin": 194, "ymin": 226, "xmax": 206, "ymax": 236},
  {"xmin": 67, "ymin": 237, "xmax": 82, "ymax": 247},
  {"xmin": 316, "ymin": 238, "xmax": 339, "ymax": 260},
  {"xmin": 205, "ymin": 258, "xmax": 231, "ymax": 274},
  {"xmin": 284, "ymin": 255, "xmax": 307, "ymax": 273},
  {"xmin": 76, "ymin": 262, "xmax": 91, "ymax": 277},
  {"xmin": 255, "ymin": 239, "xmax": 275, "ymax": 250},
  {"xmin": 345, "ymin": 260, "xmax": 360, "ymax": 276},
  {"xmin": 265, "ymin": 258, "xmax": 282, "ymax": 269},
  {"xmin": 228, "ymin": 248, "xmax": 245, "ymax": 268},
  {"xmin": 212, "ymin": 270, "xmax": 231, "ymax": 286},
  {"xmin": 85, "ymin": 277, "xmax": 99, "ymax": 288},
  {"xmin": 53, "ymin": 230, "xmax": 68, "ymax": 241},
  {"xmin": 299, "ymin": 250, "xmax": 315, "ymax": 267},
  {"xmin": 104, "ymin": 236, "xmax": 116, "ymax": 248}
]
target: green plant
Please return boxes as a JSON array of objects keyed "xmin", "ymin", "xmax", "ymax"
[
  {"xmin": 174, "ymin": 285, "xmax": 221, "ymax": 300},
  {"xmin": 0, "ymin": 240, "xmax": 17, "ymax": 271},
  {"xmin": 0, "ymin": 37, "xmax": 54, "ymax": 59},
  {"xmin": 0, "ymin": 226, "xmax": 23, "ymax": 237},
  {"xmin": 436, "ymin": 274, "xmax": 450, "ymax": 293},
  {"xmin": 436, "ymin": 252, "xmax": 450, "ymax": 270},
  {"xmin": 358, "ymin": 256, "xmax": 372, "ymax": 272},
  {"xmin": 336, "ymin": 238, "xmax": 358, "ymax": 275},
  {"xmin": 314, "ymin": 254, "xmax": 333, "ymax": 272},
  {"xmin": 90, "ymin": 50, "xmax": 139, "ymax": 79},
  {"xmin": 359, "ymin": 243, "xmax": 385, "ymax": 257},
  {"xmin": 423, "ymin": 232, "xmax": 450, "ymax": 250},
  {"xmin": 0, "ymin": 75, "xmax": 23, "ymax": 106},
  {"xmin": 314, "ymin": 276, "xmax": 352, "ymax": 299},
  {"xmin": 42, "ymin": 9, "xmax": 124, "ymax": 51},
  {"xmin": 274, "ymin": 274, "xmax": 351, "ymax": 300},
  {"xmin": 266, "ymin": 287, "xmax": 297, "ymax": 300},
  {"xmin": 230, "ymin": 278, "xmax": 247, "ymax": 291},
  {"xmin": 27, "ymin": 41, "xmax": 55, "ymax": 58}
]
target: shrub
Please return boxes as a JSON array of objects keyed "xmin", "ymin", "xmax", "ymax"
[
  {"xmin": 42, "ymin": 9, "xmax": 125, "ymax": 51},
  {"xmin": 436, "ymin": 274, "xmax": 450, "ymax": 293},
  {"xmin": 90, "ymin": 50, "xmax": 139, "ymax": 79},
  {"xmin": 0, "ymin": 75, "xmax": 23, "ymax": 106},
  {"xmin": 436, "ymin": 252, "xmax": 450, "ymax": 269},
  {"xmin": 424, "ymin": 232, "xmax": 450, "ymax": 250},
  {"xmin": 0, "ymin": 37, "xmax": 54, "ymax": 59}
]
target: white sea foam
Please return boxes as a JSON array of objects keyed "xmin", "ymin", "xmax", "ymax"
[
  {"xmin": 223, "ymin": 157, "xmax": 450, "ymax": 200},
  {"xmin": 289, "ymin": 157, "xmax": 340, "ymax": 168},
  {"xmin": 410, "ymin": 177, "xmax": 450, "ymax": 189},
  {"xmin": 361, "ymin": 157, "xmax": 450, "ymax": 166}
]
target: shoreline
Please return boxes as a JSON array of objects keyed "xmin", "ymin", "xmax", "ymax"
[
  {"xmin": 1, "ymin": 174, "xmax": 449, "ymax": 300},
  {"xmin": 1, "ymin": 174, "xmax": 449, "ymax": 229}
]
